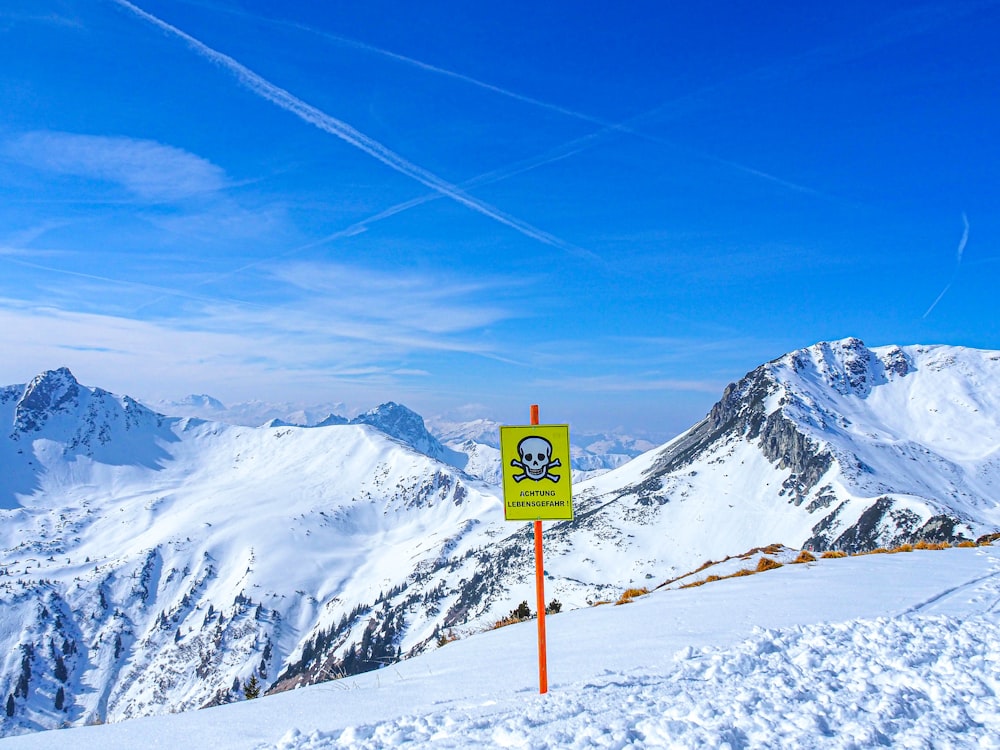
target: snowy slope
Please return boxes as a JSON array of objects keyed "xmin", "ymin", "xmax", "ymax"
[{"xmin": 2, "ymin": 543, "xmax": 998, "ymax": 749}]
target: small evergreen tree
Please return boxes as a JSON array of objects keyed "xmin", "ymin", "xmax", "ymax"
[
  {"xmin": 545, "ymin": 599, "xmax": 562, "ymax": 614},
  {"xmin": 510, "ymin": 601, "xmax": 532, "ymax": 621},
  {"xmin": 242, "ymin": 675, "xmax": 261, "ymax": 700},
  {"xmin": 54, "ymin": 686, "xmax": 65, "ymax": 711},
  {"xmin": 5, "ymin": 694, "xmax": 14, "ymax": 717},
  {"xmin": 53, "ymin": 654, "xmax": 68, "ymax": 683}
]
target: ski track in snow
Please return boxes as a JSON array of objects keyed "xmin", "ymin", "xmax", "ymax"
[
  {"xmin": 264, "ymin": 615, "xmax": 1000, "ymax": 750},
  {"xmin": 902, "ymin": 568, "xmax": 1000, "ymax": 616}
]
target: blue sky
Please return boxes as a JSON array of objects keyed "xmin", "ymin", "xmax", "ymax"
[{"xmin": 1, "ymin": 0, "xmax": 998, "ymax": 437}]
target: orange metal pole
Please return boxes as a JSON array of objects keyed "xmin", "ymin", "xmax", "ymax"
[{"xmin": 530, "ymin": 404, "xmax": 548, "ymax": 694}]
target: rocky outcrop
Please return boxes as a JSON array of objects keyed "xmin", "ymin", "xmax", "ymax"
[
  {"xmin": 11, "ymin": 367, "xmax": 81, "ymax": 436},
  {"xmin": 641, "ymin": 361, "xmax": 832, "ymax": 504},
  {"xmin": 804, "ymin": 497, "xmax": 969, "ymax": 553},
  {"xmin": 351, "ymin": 402, "xmax": 467, "ymax": 469}
]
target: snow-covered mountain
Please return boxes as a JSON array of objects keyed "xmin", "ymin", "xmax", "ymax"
[
  {"xmin": 348, "ymin": 402, "xmax": 467, "ymax": 469},
  {"xmin": 429, "ymin": 418, "xmax": 657, "ymax": 482},
  {"xmin": 145, "ymin": 395, "xmax": 347, "ymax": 429},
  {"xmin": 143, "ymin": 402, "xmax": 654, "ymax": 483},
  {"xmin": 2, "ymin": 338, "xmax": 1000, "ymax": 737},
  {"xmin": 0, "ymin": 369, "xmax": 503, "ymax": 734},
  {"xmin": 568, "ymin": 338, "xmax": 1000, "ymax": 569}
]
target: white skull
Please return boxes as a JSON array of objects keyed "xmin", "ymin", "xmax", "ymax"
[{"xmin": 518, "ymin": 436, "xmax": 552, "ymax": 479}]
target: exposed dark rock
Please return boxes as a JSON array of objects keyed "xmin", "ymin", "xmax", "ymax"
[
  {"xmin": 882, "ymin": 346, "xmax": 912, "ymax": 377},
  {"xmin": 640, "ymin": 362, "xmax": 832, "ymax": 504},
  {"xmin": 758, "ymin": 411, "xmax": 832, "ymax": 503},
  {"xmin": 829, "ymin": 497, "xmax": 907, "ymax": 551},
  {"xmin": 806, "ymin": 497, "xmax": 970, "ymax": 553},
  {"xmin": 12, "ymin": 367, "xmax": 80, "ymax": 435},
  {"xmin": 803, "ymin": 500, "xmax": 850, "ymax": 551}
]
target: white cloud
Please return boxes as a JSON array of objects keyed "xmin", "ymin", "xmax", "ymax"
[
  {"xmin": 530, "ymin": 373, "xmax": 724, "ymax": 394},
  {"xmin": 0, "ymin": 300, "xmax": 411, "ymax": 402},
  {"xmin": 264, "ymin": 261, "xmax": 519, "ymax": 335},
  {"xmin": 0, "ymin": 255, "xmax": 517, "ymax": 402},
  {"xmin": 5, "ymin": 131, "xmax": 228, "ymax": 201}
]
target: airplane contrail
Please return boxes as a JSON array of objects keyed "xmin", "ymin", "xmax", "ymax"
[
  {"xmin": 957, "ymin": 211, "xmax": 970, "ymax": 262},
  {"xmin": 923, "ymin": 213, "xmax": 969, "ymax": 319},
  {"xmin": 921, "ymin": 282, "xmax": 952, "ymax": 320},
  {"xmin": 109, "ymin": 0, "xmax": 595, "ymax": 261},
  {"xmin": 129, "ymin": 112, "xmax": 606, "ymax": 313},
  {"xmin": 170, "ymin": 0, "xmax": 825, "ymax": 196}
]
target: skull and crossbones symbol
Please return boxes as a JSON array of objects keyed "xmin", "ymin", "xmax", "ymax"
[{"xmin": 511, "ymin": 436, "xmax": 561, "ymax": 483}]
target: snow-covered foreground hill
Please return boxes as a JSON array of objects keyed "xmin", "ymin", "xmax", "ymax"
[{"xmin": 3, "ymin": 544, "xmax": 999, "ymax": 749}]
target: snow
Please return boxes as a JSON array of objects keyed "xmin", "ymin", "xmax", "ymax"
[
  {"xmin": 3, "ymin": 544, "xmax": 999, "ymax": 749},
  {"xmin": 4, "ymin": 344, "xmax": 1000, "ymax": 740}
]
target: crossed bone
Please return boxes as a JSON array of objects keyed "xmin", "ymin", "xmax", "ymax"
[{"xmin": 510, "ymin": 457, "xmax": 561, "ymax": 483}]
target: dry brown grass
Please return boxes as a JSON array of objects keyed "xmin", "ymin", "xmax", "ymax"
[
  {"xmin": 756, "ymin": 557, "xmax": 782, "ymax": 572},
  {"xmin": 490, "ymin": 615, "xmax": 524, "ymax": 630},
  {"xmin": 679, "ymin": 579, "xmax": 707, "ymax": 589},
  {"xmin": 958, "ymin": 540, "xmax": 977, "ymax": 548},
  {"xmin": 793, "ymin": 550, "xmax": 816, "ymax": 564},
  {"xmin": 821, "ymin": 550, "xmax": 847, "ymax": 559},
  {"xmin": 914, "ymin": 540, "xmax": 951, "ymax": 551},
  {"xmin": 616, "ymin": 587, "xmax": 650, "ymax": 605},
  {"xmin": 656, "ymin": 543, "xmax": 787, "ymax": 590}
]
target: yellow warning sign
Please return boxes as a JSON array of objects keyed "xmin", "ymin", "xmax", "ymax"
[{"xmin": 499, "ymin": 424, "xmax": 573, "ymax": 521}]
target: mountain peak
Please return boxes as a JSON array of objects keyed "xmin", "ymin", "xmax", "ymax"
[
  {"xmin": 315, "ymin": 413, "xmax": 348, "ymax": 427},
  {"xmin": 351, "ymin": 402, "xmax": 466, "ymax": 468},
  {"xmin": 13, "ymin": 366, "xmax": 82, "ymax": 434},
  {"xmin": 178, "ymin": 394, "xmax": 227, "ymax": 411},
  {"xmin": 351, "ymin": 402, "xmax": 432, "ymax": 447},
  {"xmin": 781, "ymin": 338, "xmax": 914, "ymax": 398}
]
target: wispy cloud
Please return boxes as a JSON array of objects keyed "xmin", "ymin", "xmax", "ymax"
[
  {"xmin": 110, "ymin": 0, "xmax": 594, "ymax": 260},
  {"xmin": 0, "ymin": 254, "xmax": 522, "ymax": 375},
  {"xmin": 0, "ymin": 254, "xmax": 269, "ymax": 311},
  {"xmin": 0, "ymin": 292, "xmax": 499, "ymax": 404},
  {"xmin": 265, "ymin": 261, "xmax": 519, "ymax": 335},
  {"xmin": 0, "ymin": 11, "xmax": 84, "ymax": 28},
  {"xmin": 923, "ymin": 212, "xmax": 969, "ymax": 319},
  {"xmin": 4, "ymin": 131, "xmax": 228, "ymax": 201},
  {"xmin": 530, "ymin": 373, "xmax": 724, "ymax": 394}
]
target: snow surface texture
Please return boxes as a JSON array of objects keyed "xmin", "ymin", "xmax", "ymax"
[{"xmin": 2, "ymin": 545, "xmax": 999, "ymax": 749}]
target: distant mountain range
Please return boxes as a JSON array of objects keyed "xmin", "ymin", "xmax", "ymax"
[
  {"xmin": 2, "ymin": 338, "xmax": 998, "ymax": 737},
  {"xmin": 150, "ymin": 395, "xmax": 655, "ymax": 483}
]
